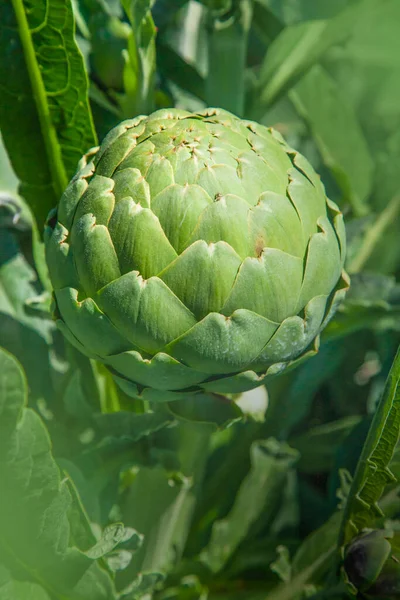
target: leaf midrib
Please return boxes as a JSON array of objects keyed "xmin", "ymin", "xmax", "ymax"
[{"xmin": 11, "ymin": 0, "xmax": 68, "ymax": 200}]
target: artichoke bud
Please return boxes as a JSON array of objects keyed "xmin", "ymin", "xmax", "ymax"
[
  {"xmin": 45, "ymin": 108, "xmax": 349, "ymax": 401},
  {"xmin": 344, "ymin": 529, "xmax": 400, "ymax": 599}
]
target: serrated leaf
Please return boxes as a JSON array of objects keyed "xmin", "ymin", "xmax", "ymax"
[
  {"xmin": 86, "ymin": 523, "xmax": 134, "ymax": 559},
  {"xmin": 201, "ymin": 439, "xmax": 299, "ymax": 572},
  {"xmin": 0, "ymin": 347, "xmax": 118, "ymax": 599},
  {"xmin": 0, "ymin": 1, "xmax": 97, "ymax": 228},
  {"xmin": 338, "ymin": 344, "xmax": 400, "ymax": 548}
]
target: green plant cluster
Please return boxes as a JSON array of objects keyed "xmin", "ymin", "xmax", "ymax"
[{"xmin": 1, "ymin": 1, "xmax": 400, "ymax": 600}]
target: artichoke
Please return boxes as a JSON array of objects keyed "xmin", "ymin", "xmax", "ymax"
[
  {"xmin": 45, "ymin": 108, "xmax": 349, "ymax": 402},
  {"xmin": 344, "ymin": 529, "xmax": 400, "ymax": 599}
]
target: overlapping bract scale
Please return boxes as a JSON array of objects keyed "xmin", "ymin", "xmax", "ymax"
[{"xmin": 45, "ymin": 107, "xmax": 349, "ymax": 400}]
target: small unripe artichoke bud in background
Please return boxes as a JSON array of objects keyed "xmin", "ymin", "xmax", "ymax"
[{"xmin": 344, "ymin": 529, "xmax": 400, "ymax": 599}]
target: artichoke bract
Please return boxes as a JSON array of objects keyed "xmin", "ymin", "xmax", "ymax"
[{"xmin": 45, "ymin": 108, "xmax": 349, "ymax": 402}]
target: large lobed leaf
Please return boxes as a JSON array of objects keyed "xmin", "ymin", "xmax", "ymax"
[
  {"xmin": 0, "ymin": 0, "xmax": 97, "ymax": 228},
  {"xmin": 0, "ymin": 347, "xmax": 118, "ymax": 599}
]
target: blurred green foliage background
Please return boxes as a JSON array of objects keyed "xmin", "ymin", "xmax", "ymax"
[{"xmin": 1, "ymin": 1, "xmax": 400, "ymax": 599}]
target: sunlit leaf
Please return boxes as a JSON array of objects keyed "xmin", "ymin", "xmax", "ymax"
[
  {"xmin": 338, "ymin": 345, "xmax": 400, "ymax": 548},
  {"xmin": 0, "ymin": 0, "xmax": 97, "ymax": 227},
  {"xmin": 0, "ymin": 347, "xmax": 118, "ymax": 598}
]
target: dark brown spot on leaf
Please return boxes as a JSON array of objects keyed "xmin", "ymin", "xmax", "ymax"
[{"xmin": 255, "ymin": 235, "xmax": 266, "ymax": 257}]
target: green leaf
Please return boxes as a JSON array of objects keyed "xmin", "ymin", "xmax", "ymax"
[
  {"xmin": 89, "ymin": 12, "xmax": 131, "ymax": 92},
  {"xmin": 155, "ymin": 574, "xmax": 208, "ymax": 600},
  {"xmin": 324, "ymin": 273, "xmax": 400, "ymax": 342},
  {"xmin": 264, "ymin": 513, "xmax": 342, "ymax": 600},
  {"xmin": 0, "ymin": 133, "xmax": 19, "ymax": 194},
  {"xmin": 257, "ymin": 0, "xmax": 352, "ymax": 23},
  {"xmin": 264, "ymin": 341, "xmax": 346, "ymax": 438},
  {"xmin": 290, "ymin": 417, "xmax": 362, "ymax": 474},
  {"xmin": 270, "ymin": 545, "xmax": 292, "ymax": 583},
  {"xmin": 120, "ymin": 571, "xmax": 165, "ymax": 599},
  {"xmin": 63, "ymin": 409, "xmax": 174, "ymax": 523},
  {"xmin": 157, "ymin": 41, "xmax": 205, "ymax": 101},
  {"xmin": 152, "ymin": 0, "xmax": 189, "ymax": 30},
  {"xmin": 0, "ymin": 228, "xmax": 56, "ymax": 402},
  {"xmin": 255, "ymin": 1, "xmax": 364, "ymax": 112},
  {"xmin": 290, "ymin": 65, "xmax": 373, "ymax": 216},
  {"xmin": 94, "ymin": 409, "xmax": 174, "ymax": 441},
  {"xmin": 0, "ymin": 347, "xmax": 118, "ymax": 599},
  {"xmin": 120, "ymin": 0, "xmax": 157, "ymax": 116},
  {"xmin": 252, "ymin": 1, "xmax": 284, "ymax": 44},
  {"xmin": 292, "ymin": 512, "xmax": 342, "ymax": 576},
  {"xmin": 119, "ymin": 468, "xmax": 192, "ymax": 584},
  {"xmin": 0, "ymin": 565, "xmax": 51, "ymax": 600},
  {"xmin": 0, "ymin": 192, "xmax": 32, "ymax": 231},
  {"xmin": 338, "ymin": 344, "xmax": 400, "ymax": 549},
  {"xmin": 205, "ymin": 0, "xmax": 253, "ymax": 116},
  {"xmin": 0, "ymin": 0, "xmax": 97, "ymax": 228},
  {"xmin": 256, "ymin": 19, "xmax": 327, "ymax": 110},
  {"xmin": 347, "ymin": 195, "xmax": 400, "ymax": 273},
  {"xmin": 167, "ymin": 393, "xmax": 243, "ymax": 430},
  {"xmin": 85, "ymin": 523, "xmax": 142, "ymax": 560},
  {"xmin": 200, "ymin": 439, "xmax": 299, "ymax": 572},
  {"xmin": 63, "ymin": 368, "xmax": 96, "ymax": 419}
]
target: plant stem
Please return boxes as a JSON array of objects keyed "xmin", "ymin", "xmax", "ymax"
[
  {"xmin": 206, "ymin": 0, "xmax": 253, "ymax": 116},
  {"xmin": 348, "ymin": 195, "xmax": 400, "ymax": 273},
  {"xmin": 306, "ymin": 582, "xmax": 350, "ymax": 600},
  {"xmin": 264, "ymin": 548, "xmax": 335, "ymax": 600}
]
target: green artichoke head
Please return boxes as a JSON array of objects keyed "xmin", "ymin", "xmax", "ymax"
[
  {"xmin": 344, "ymin": 529, "xmax": 400, "ymax": 599},
  {"xmin": 45, "ymin": 108, "xmax": 349, "ymax": 402}
]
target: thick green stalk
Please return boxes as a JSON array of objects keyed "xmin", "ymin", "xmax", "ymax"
[
  {"xmin": 206, "ymin": 0, "xmax": 253, "ymax": 116},
  {"xmin": 348, "ymin": 195, "xmax": 400, "ymax": 273}
]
